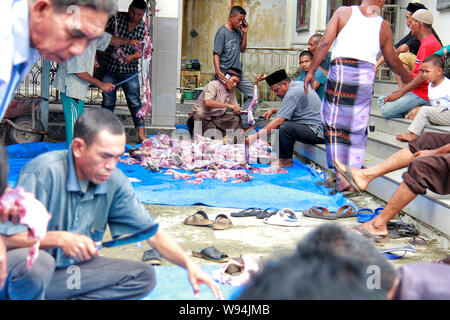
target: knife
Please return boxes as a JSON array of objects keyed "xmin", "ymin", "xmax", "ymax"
[{"xmin": 96, "ymin": 223, "xmax": 159, "ymax": 250}]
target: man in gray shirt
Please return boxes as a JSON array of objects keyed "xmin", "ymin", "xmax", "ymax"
[
  {"xmin": 213, "ymin": 6, "xmax": 257, "ymax": 129},
  {"xmin": 246, "ymin": 70, "xmax": 324, "ymax": 167}
]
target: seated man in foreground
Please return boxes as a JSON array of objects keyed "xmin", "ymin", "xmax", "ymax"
[
  {"xmin": 0, "ymin": 109, "xmax": 221, "ymax": 300},
  {"xmin": 333, "ymin": 132, "xmax": 450, "ymax": 240},
  {"xmin": 246, "ymin": 69, "xmax": 324, "ymax": 167},
  {"xmin": 187, "ymin": 68, "xmax": 244, "ymax": 137}
]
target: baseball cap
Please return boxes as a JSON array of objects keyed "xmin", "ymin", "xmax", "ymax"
[{"xmin": 412, "ymin": 9, "xmax": 433, "ymax": 25}]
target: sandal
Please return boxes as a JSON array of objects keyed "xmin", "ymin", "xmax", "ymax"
[
  {"xmin": 408, "ymin": 236, "xmax": 428, "ymax": 251},
  {"xmin": 336, "ymin": 205, "xmax": 357, "ymax": 218},
  {"xmin": 183, "ymin": 210, "xmax": 214, "ymax": 227},
  {"xmin": 141, "ymin": 249, "xmax": 162, "ymax": 265},
  {"xmin": 264, "ymin": 208, "xmax": 300, "ymax": 227},
  {"xmin": 349, "ymin": 225, "xmax": 389, "ymax": 243},
  {"xmin": 192, "ymin": 246, "xmax": 230, "ymax": 263},
  {"xmin": 387, "ymin": 221, "xmax": 419, "ymax": 239},
  {"xmin": 212, "ymin": 214, "xmax": 233, "ymax": 230},
  {"xmin": 378, "ymin": 244, "xmax": 417, "ymax": 260},
  {"xmin": 332, "ymin": 160, "xmax": 361, "ymax": 193},
  {"xmin": 231, "ymin": 207, "xmax": 261, "ymax": 217},
  {"xmin": 302, "ymin": 206, "xmax": 338, "ymax": 220},
  {"xmin": 256, "ymin": 208, "xmax": 278, "ymax": 219}
]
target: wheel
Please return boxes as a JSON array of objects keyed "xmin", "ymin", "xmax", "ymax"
[{"xmin": 8, "ymin": 115, "xmax": 45, "ymax": 144}]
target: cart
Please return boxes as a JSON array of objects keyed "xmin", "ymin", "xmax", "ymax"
[{"xmin": 1, "ymin": 96, "xmax": 48, "ymax": 144}]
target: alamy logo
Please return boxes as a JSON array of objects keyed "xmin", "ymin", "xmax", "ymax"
[
  {"xmin": 366, "ymin": 265, "xmax": 381, "ymax": 290},
  {"xmin": 66, "ymin": 265, "xmax": 81, "ymax": 290}
]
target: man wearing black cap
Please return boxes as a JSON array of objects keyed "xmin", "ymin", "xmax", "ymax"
[
  {"xmin": 374, "ymin": 2, "xmax": 442, "ymax": 88},
  {"xmin": 187, "ymin": 67, "xmax": 245, "ymax": 136},
  {"xmin": 246, "ymin": 70, "xmax": 324, "ymax": 167}
]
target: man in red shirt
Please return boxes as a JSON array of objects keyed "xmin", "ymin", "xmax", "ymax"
[{"xmin": 379, "ymin": 9, "xmax": 442, "ymax": 119}]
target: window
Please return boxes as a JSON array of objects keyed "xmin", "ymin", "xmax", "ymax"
[
  {"xmin": 437, "ymin": 0, "xmax": 450, "ymax": 12},
  {"xmin": 296, "ymin": 0, "xmax": 311, "ymax": 32}
]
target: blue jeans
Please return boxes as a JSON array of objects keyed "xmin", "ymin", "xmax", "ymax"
[
  {"xmin": 101, "ymin": 70, "xmax": 145, "ymax": 129},
  {"xmin": 378, "ymin": 92, "xmax": 428, "ymax": 118}
]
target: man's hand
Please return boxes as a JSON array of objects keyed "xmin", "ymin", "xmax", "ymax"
[
  {"xmin": 59, "ymin": 232, "xmax": 99, "ymax": 262},
  {"xmin": 383, "ymin": 90, "xmax": 403, "ymax": 104},
  {"xmin": 128, "ymin": 39, "xmax": 143, "ymax": 51},
  {"xmin": 124, "ymin": 56, "xmax": 135, "ymax": 65},
  {"xmin": 0, "ymin": 187, "xmax": 25, "ymax": 224},
  {"xmin": 186, "ymin": 261, "xmax": 223, "ymax": 300},
  {"xmin": 240, "ymin": 20, "xmax": 249, "ymax": 33},
  {"xmin": 230, "ymin": 105, "xmax": 243, "ymax": 115},
  {"xmin": 414, "ymin": 149, "xmax": 437, "ymax": 158},
  {"xmin": 255, "ymin": 74, "xmax": 268, "ymax": 84},
  {"xmin": 262, "ymin": 109, "xmax": 274, "ymax": 120},
  {"xmin": 99, "ymin": 82, "xmax": 116, "ymax": 92},
  {"xmin": 0, "ymin": 237, "xmax": 6, "ymax": 290},
  {"xmin": 304, "ymin": 71, "xmax": 315, "ymax": 94},
  {"xmin": 216, "ymin": 70, "xmax": 228, "ymax": 84}
]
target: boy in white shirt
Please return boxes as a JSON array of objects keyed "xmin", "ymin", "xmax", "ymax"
[{"xmin": 397, "ymin": 54, "xmax": 450, "ymax": 142}]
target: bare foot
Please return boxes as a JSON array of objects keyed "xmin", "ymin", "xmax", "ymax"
[
  {"xmin": 333, "ymin": 159, "xmax": 367, "ymax": 191},
  {"xmin": 396, "ymin": 132, "xmax": 419, "ymax": 142},
  {"xmin": 404, "ymin": 106, "xmax": 421, "ymax": 120}
]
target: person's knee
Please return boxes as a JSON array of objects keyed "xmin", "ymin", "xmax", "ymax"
[
  {"xmin": 134, "ymin": 263, "xmax": 156, "ymax": 298},
  {"xmin": 27, "ymin": 251, "xmax": 56, "ymax": 286}
]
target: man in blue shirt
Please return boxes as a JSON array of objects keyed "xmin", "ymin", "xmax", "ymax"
[
  {"xmin": 246, "ymin": 70, "xmax": 324, "ymax": 167},
  {"xmin": 0, "ymin": 108, "xmax": 221, "ymax": 300},
  {"xmin": 0, "ymin": 0, "xmax": 118, "ymax": 122},
  {"xmin": 296, "ymin": 50, "xmax": 327, "ymax": 101}
]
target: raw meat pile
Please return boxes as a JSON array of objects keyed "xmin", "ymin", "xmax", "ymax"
[
  {"xmin": 120, "ymin": 134, "xmax": 287, "ymax": 184},
  {"xmin": 0, "ymin": 187, "xmax": 51, "ymax": 268}
]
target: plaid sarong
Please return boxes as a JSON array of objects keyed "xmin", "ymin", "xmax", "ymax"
[{"xmin": 321, "ymin": 58, "xmax": 376, "ymax": 169}]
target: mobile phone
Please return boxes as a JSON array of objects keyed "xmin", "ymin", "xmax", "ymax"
[{"xmin": 241, "ymin": 21, "xmax": 247, "ymax": 28}]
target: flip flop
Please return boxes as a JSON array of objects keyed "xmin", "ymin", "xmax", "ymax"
[
  {"xmin": 332, "ymin": 160, "xmax": 361, "ymax": 193},
  {"xmin": 357, "ymin": 208, "xmax": 374, "ymax": 223},
  {"xmin": 183, "ymin": 210, "xmax": 214, "ymax": 227},
  {"xmin": 256, "ymin": 208, "xmax": 278, "ymax": 219},
  {"xmin": 408, "ymin": 236, "xmax": 428, "ymax": 251},
  {"xmin": 141, "ymin": 249, "xmax": 162, "ymax": 265},
  {"xmin": 349, "ymin": 225, "xmax": 389, "ymax": 243},
  {"xmin": 336, "ymin": 205, "xmax": 357, "ymax": 218},
  {"xmin": 231, "ymin": 208, "xmax": 262, "ymax": 217},
  {"xmin": 264, "ymin": 208, "xmax": 300, "ymax": 227},
  {"xmin": 212, "ymin": 214, "xmax": 233, "ymax": 230},
  {"xmin": 387, "ymin": 220, "xmax": 419, "ymax": 239},
  {"xmin": 192, "ymin": 246, "xmax": 230, "ymax": 263},
  {"xmin": 302, "ymin": 206, "xmax": 338, "ymax": 220},
  {"xmin": 378, "ymin": 244, "xmax": 417, "ymax": 260}
]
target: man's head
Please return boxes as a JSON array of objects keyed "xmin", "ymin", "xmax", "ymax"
[
  {"xmin": 410, "ymin": 9, "xmax": 433, "ymax": 36},
  {"xmin": 265, "ymin": 69, "xmax": 291, "ymax": 99},
  {"xmin": 421, "ymin": 54, "xmax": 445, "ymax": 84},
  {"xmin": 28, "ymin": 0, "xmax": 117, "ymax": 63},
  {"xmin": 72, "ymin": 108, "xmax": 126, "ymax": 185},
  {"xmin": 405, "ymin": 2, "xmax": 427, "ymax": 28},
  {"xmin": 238, "ymin": 224, "xmax": 392, "ymax": 300},
  {"xmin": 128, "ymin": 0, "xmax": 147, "ymax": 24},
  {"xmin": 299, "ymin": 50, "xmax": 314, "ymax": 73},
  {"xmin": 307, "ymin": 34, "xmax": 322, "ymax": 54},
  {"xmin": 223, "ymin": 67, "xmax": 242, "ymax": 91},
  {"xmin": 228, "ymin": 6, "xmax": 246, "ymax": 31},
  {"xmin": 0, "ymin": 143, "xmax": 9, "ymax": 196}
]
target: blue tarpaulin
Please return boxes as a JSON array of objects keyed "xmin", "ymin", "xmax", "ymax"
[{"xmin": 6, "ymin": 142, "xmax": 355, "ymax": 212}]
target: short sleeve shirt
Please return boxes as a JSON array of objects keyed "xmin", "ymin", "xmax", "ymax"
[
  {"xmin": 275, "ymin": 81, "xmax": 324, "ymax": 138},
  {"xmin": 213, "ymin": 25, "xmax": 243, "ymax": 71},
  {"xmin": 296, "ymin": 69, "xmax": 327, "ymax": 100},
  {"xmin": 54, "ymin": 32, "xmax": 112, "ymax": 100},
  {"xmin": 0, "ymin": 148, "xmax": 156, "ymax": 268},
  {"xmin": 98, "ymin": 12, "xmax": 146, "ymax": 74},
  {"xmin": 411, "ymin": 34, "xmax": 442, "ymax": 100},
  {"xmin": 188, "ymin": 80, "xmax": 238, "ymax": 120},
  {"xmin": 428, "ymin": 77, "xmax": 450, "ymax": 109}
]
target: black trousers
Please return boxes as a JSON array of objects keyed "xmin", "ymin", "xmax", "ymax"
[{"xmin": 278, "ymin": 121, "xmax": 324, "ymax": 159}]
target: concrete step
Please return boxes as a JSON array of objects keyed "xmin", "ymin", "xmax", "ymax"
[{"xmin": 293, "ymin": 141, "xmax": 450, "ymax": 237}]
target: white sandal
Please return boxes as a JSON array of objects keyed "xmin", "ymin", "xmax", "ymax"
[{"xmin": 264, "ymin": 208, "xmax": 300, "ymax": 227}]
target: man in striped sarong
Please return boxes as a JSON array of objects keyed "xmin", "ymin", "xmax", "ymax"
[{"xmin": 304, "ymin": 0, "xmax": 413, "ymax": 192}]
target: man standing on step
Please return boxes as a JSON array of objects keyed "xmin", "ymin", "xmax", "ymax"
[
  {"xmin": 304, "ymin": 0, "xmax": 413, "ymax": 192},
  {"xmin": 213, "ymin": 6, "xmax": 258, "ymax": 131},
  {"xmin": 333, "ymin": 132, "xmax": 450, "ymax": 241}
]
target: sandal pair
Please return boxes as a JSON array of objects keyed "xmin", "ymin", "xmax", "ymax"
[
  {"xmin": 192, "ymin": 246, "xmax": 230, "ymax": 263},
  {"xmin": 183, "ymin": 211, "xmax": 233, "ymax": 230},
  {"xmin": 302, "ymin": 205, "xmax": 356, "ymax": 220},
  {"xmin": 230, "ymin": 207, "xmax": 278, "ymax": 219}
]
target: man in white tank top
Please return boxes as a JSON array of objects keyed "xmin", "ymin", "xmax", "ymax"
[{"xmin": 304, "ymin": 0, "xmax": 413, "ymax": 193}]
